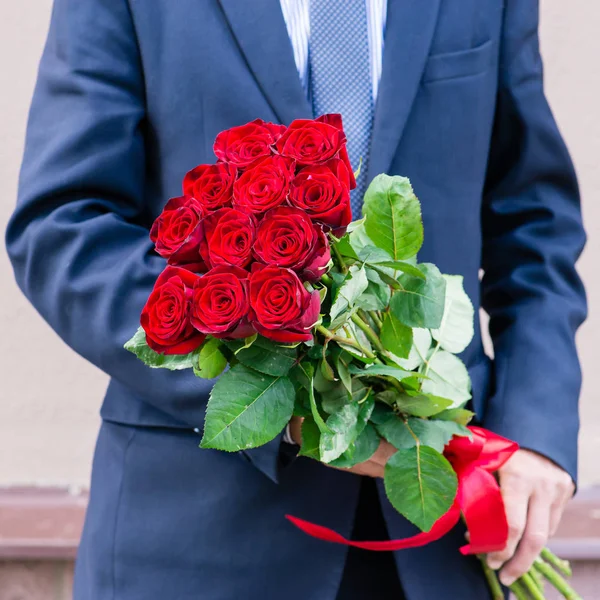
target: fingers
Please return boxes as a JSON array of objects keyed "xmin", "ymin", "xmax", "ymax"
[
  {"xmin": 487, "ymin": 472, "xmax": 529, "ymax": 570},
  {"xmin": 549, "ymin": 478, "xmax": 574, "ymax": 536},
  {"xmin": 349, "ymin": 461, "xmax": 385, "ymax": 478},
  {"xmin": 499, "ymin": 493, "xmax": 550, "ymax": 586},
  {"xmin": 342, "ymin": 440, "xmax": 397, "ymax": 478},
  {"xmin": 371, "ymin": 439, "xmax": 398, "ymax": 467}
]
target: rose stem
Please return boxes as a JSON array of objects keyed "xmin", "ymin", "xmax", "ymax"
[
  {"xmin": 357, "ymin": 308, "xmax": 382, "ymax": 333},
  {"xmin": 367, "ymin": 310, "xmax": 383, "ymax": 330},
  {"xmin": 530, "ymin": 567, "xmax": 545, "ymax": 593},
  {"xmin": 519, "ymin": 572, "xmax": 545, "ymax": 600},
  {"xmin": 350, "ymin": 313, "xmax": 387, "ymax": 355},
  {"xmin": 315, "ymin": 325, "xmax": 376, "ymax": 360},
  {"xmin": 331, "ymin": 243, "xmax": 348, "ymax": 274},
  {"xmin": 534, "ymin": 559, "xmax": 582, "ymax": 600},
  {"xmin": 320, "ymin": 273, "xmax": 333, "ymax": 287},
  {"xmin": 509, "ymin": 581, "xmax": 530, "ymax": 600},
  {"xmin": 541, "ymin": 548, "xmax": 572, "ymax": 578},
  {"xmin": 477, "ymin": 556, "xmax": 504, "ymax": 600}
]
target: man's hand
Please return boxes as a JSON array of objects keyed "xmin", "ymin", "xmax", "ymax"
[
  {"xmin": 289, "ymin": 416, "xmax": 396, "ymax": 477},
  {"xmin": 487, "ymin": 449, "xmax": 575, "ymax": 586}
]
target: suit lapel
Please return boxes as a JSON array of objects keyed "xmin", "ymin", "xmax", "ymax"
[
  {"xmin": 218, "ymin": 0, "xmax": 313, "ymax": 125},
  {"xmin": 367, "ymin": 0, "xmax": 441, "ymax": 183}
]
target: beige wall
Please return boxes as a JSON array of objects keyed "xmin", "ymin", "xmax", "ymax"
[{"xmin": 1, "ymin": 1, "xmax": 598, "ymax": 487}]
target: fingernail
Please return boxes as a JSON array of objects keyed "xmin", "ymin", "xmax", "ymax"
[
  {"xmin": 499, "ymin": 573, "xmax": 515, "ymax": 587},
  {"xmin": 487, "ymin": 559, "xmax": 502, "ymax": 570}
]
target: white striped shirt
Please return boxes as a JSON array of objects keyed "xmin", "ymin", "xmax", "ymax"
[{"xmin": 279, "ymin": 0, "xmax": 388, "ymax": 102}]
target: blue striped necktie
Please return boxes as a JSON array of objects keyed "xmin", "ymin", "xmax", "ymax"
[{"xmin": 309, "ymin": 0, "xmax": 374, "ymax": 217}]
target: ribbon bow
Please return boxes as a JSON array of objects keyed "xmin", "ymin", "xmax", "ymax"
[{"xmin": 286, "ymin": 426, "xmax": 519, "ymax": 554}]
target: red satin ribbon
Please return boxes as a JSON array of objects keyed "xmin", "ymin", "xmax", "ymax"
[{"xmin": 286, "ymin": 426, "xmax": 519, "ymax": 554}]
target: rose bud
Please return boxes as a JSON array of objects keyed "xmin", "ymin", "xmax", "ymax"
[
  {"xmin": 289, "ymin": 158, "xmax": 353, "ymax": 236},
  {"xmin": 213, "ymin": 119, "xmax": 286, "ymax": 168},
  {"xmin": 233, "ymin": 155, "xmax": 295, "ymax": 214},
  {"xmin": 248, "ymin": 265, "xmax": 320, "ymax": 343},
  {"xmin": 199, "ymin": 207, "xmax": 257, "ymax": 269},
  {"xmin": 276, "ymin": 114, "xmax": 356, "ymax": 189},
  {"xmin": 182, "ymin": 163, "xmax": 236, "ymax": 211},
  {"xmin": 254, "ymin": 206, "xmax": 331, "ymax": 282},
  {"xmin": 150, "ymin": 196, "xmax": 206, "ymax": 272},
  {"xmin": 190, "ymin": 266, "xmax": 253, "ymax": 339},
  {"xmin": 141, "ymin": 266, "xmax": 205, "ymax": 354}
]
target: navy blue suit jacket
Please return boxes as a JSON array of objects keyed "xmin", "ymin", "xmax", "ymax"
[{"xmin": 6, "ymin": 0, "xmax": 586, "ymax": 598}]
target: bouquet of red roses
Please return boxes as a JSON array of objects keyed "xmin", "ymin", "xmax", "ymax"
[{"xmin": 126, "ymin": 115, "xmax": 580, "ymax": 600}]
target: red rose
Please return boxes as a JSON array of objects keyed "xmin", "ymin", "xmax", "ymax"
[
  {"xmin": 314, "ymin": 114, "xmax": 356, "ymax": 189},
  {"xmin": 248, "ymin": 265, "xmax": 320, "ymax": 343},
  {"xmin": 150, "ymin": 196, "xmax": 206, "ymax": 271},
  {"xmin": 141, "ymin": 266, "xmax": 205, "ymax": 354},
  {"xmin": 289, "ymin": 159, "xmax": 353, "ymax": 235},
  {"xmin": 213, "ymin": 119, "xmax": 286, "ymax": 168},
  {"xmin": 182, "ymin": 163, "xmax": 236, "ymax": 211},
  {"xmin": 276, "ymin": 114, "xmax": 356, "ymax": 189},
  {"xmin": 199, "ymin": 208, "xmax": 257, "ymax": 269},
  {"xmin": 254, "ymin": 207, "xmax": 331, "ymax": 282},
  {"xmin": 233, "ymin": 155, "xmax": 295, "ymax": 214},
  {"xmin": 190, "ymin": 266, "xmax": 253, "ymax": 339}
]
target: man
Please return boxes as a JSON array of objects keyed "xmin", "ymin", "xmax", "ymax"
[{"xmin": 6, "ymin": 0, "xmax": 585, "ymax": 598}]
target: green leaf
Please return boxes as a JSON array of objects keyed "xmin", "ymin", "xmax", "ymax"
[
  {"xmin": 201, "ymin": 364, "xmax": 294, "ymax": 451},
  {"xmin": 125, "ymin": 327, "xmax": 201, "ymax": 370},
  {"xmin": 356, "ymin": 270, "xmax": 391, "ymax": 311},
  {"xmin": 234, "ymin": 336, "xmax": 297, "ymax": 377},
  {"xmin": 376, "ymin": 416, "xmax": 471, "ymax": 453},
  {"xmin": 370, "ymin": 401, "xmax": 395, "ymax": 423},
  {"xmin": 330, "ymin": 266, "xmax": 369, "ymax": 322},
  {"xmin": 319, "ymin": 393, "xmax": 374, "ymax": 463},
  {"xmin": 320, "ymin": 402, "xmax": 361, "ymax": 462},
  {"xmin": 299, "ymin": 362, "xmax": 332, "ymax": 434},
  {"xmin": 328, "ymin": 423, "xmax": 380, "ymax": 468},
  {"xmin": 380, "ymin": 312, "xmax": 413, "ymax": 359},
  {"xmin": 390, "ymin": 263, "xmax": 446, "ymax": 329},
  {"xmin": 431, "ymin": 275, "xmax": 474, "ymax": 354},
  {"xmin": 376, "ymin": 391, "xmax": 452, "ymax": 418},
  {"xmin": 222, "ymin": 333, "xmax": 258, "ymax": 355},
  {"xmin": 194, "ymin": 337, "xmax": 227, "ymax": 379},
  {"xmin": 298, "ymin": 417, "xmax": 321, "ymax": 460},
  {"xmin": 362, "ymin": 174, "xmax": 424, "ymax": 260},
  {"xmin": 436, "ymin": 408, "xmax": 475, "ymax": 426},
  {"xmin": 367, "ymin": 265, "xmax": 402, "ymax": 290},
  {"xmin": 387, "ymin": 328, "xmax": 432, "ymax": 371},
  {"xmin": 320, "ymin": 357, "xmax": 337, "ymax": 382},
  {"xmin": 335, "ymin": 352, "xmax": 353, "ymax": 394},
  {"xmin": 420, "ymin": 351, "xmax": 472, "ymax": 408},
  {"xmin": 349, "ymin": 363, "xmax": 422, "ymax": 382},
  {"xmin": 384, "ymin": 446, "xmax": 457, "ymax": 531},
  {"xmin": 292, "ymin": 389, "xmax": 312, "ymax": 418},
  {"xmin": 333, "ymin": 322, "xmax": 374, "ymax": 362},
  {"xmin": 347, "ymin": 225, "xmax": 392, "ymax": 263},
  {"xmin": 369, "ymin": 261, "xmax": 426, "ymax": 279}
]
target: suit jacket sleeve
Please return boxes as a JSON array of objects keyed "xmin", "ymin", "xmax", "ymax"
[
  {"xmin": 5, "ymin": 0, "xmax": 283, "ymax": 482},
  {"xmin": 481, "ymin": 0, "xmax": 587, "ymax": 483}
]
